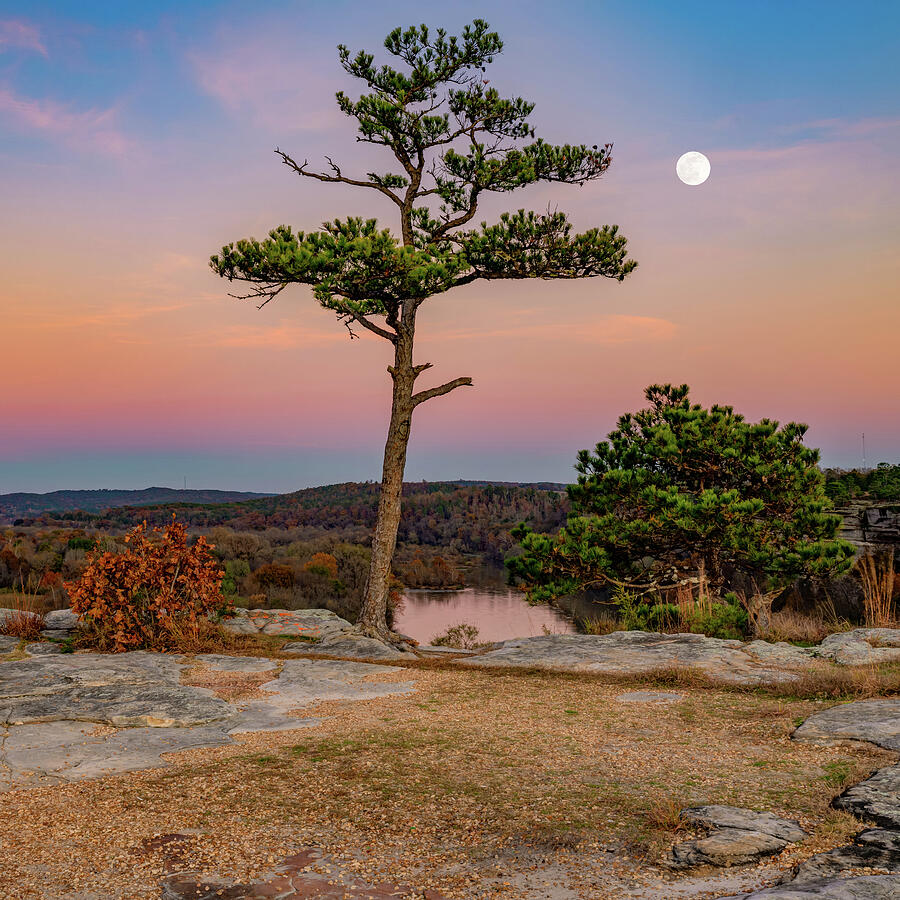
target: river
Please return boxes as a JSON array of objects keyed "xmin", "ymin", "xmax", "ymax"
[{"xmin": 395, "ymin": 583, "xmax": 577, "ymax": 644}]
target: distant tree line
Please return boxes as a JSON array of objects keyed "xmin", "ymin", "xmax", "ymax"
[
  {"xmin": 824, "ymin": 464, "xmax": 900, "ymax": 506},
  {"xmin": 24, "ymin": 482, "xmax": 568, "ymax": 566}
]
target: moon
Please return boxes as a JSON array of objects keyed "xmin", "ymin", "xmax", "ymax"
[{"xmin": 676, "ymin": 151, "xmax": 711, "ymax": 185}]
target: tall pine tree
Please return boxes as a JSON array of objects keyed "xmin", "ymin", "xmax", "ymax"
[{"xmin": 212, "ymin": 20, "xmax": 636, "ymax": 640}]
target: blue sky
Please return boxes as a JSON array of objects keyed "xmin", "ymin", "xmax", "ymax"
[{"xmin": 1, "ymin": 1, "xmax": 898, "ymax": 492}]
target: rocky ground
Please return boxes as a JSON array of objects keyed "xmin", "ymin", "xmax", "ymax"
[{"xmin": 4, "ymin": 608, "xmax": 900, "ymax": 898}]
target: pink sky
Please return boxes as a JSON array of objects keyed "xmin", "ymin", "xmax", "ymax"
[{"xmin": 2, "ymin": 3, "xmax": 898, "ymax": 490}]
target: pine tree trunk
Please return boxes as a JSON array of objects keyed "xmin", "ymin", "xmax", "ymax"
[{"xmin": 357, "ymin": 335, "xmax": 416, "ymax": 639}]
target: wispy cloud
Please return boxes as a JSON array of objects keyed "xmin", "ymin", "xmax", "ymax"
[
  {"xmin": 781, "ymin": 116, "xmax": 900, "ymax": 139},
  {"xmin": 0, "ymin": 87, "xmax": 132, "ymax": 155},
  {"xmin": 0, "ymin": 19, "xmax": 47, "ymax": 56},
  {"xmin": 188, "ymin": 29, "xmax": 341, "ymax": 132}
]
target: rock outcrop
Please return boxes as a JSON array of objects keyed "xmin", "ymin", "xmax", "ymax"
[
  {"xmin": 666, "ymin": 806, "xmax": 807, "ymax": 870},
  {"xmin": 0, "ymin": 652, "xmax": 414, "ymax": 790}
]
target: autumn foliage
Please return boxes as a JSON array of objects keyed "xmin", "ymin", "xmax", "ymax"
[
  {"xmin": 66, "ymin": 519, "xmax": 228, "ymax": 652},
  {"xmin": 304, "ymin": 552, "xmax": 339, "ymax": 578}
]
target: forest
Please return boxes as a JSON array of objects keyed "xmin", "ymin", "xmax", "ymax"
[
  {"xmin": 3, "ymin": 469, "xmax": 897, "ymax": 630},
  {"xmin": 0, "ymin": 482, "xmax": 569, "ymax": 624},
  {"xmin": 824, "ymin": 463, "xmax": 900, "ymax": 505}
]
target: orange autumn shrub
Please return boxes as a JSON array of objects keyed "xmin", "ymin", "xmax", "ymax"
[
  {"xmin": 304, "ymin": 552, "xmax": 339, "ymax": 578},
  {"xmin": 66, "ymin": 519, "xmax": 229, "ymax": 652}
]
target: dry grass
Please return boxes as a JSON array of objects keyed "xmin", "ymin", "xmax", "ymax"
[
  {"xmin": 0, "ymin": 591, "xmax": 46, "ymax": 641},
  {"xmin": 180, "ymin": 660, "xmax": 282, "ymax": 701},
  {"xmin": 73, "ymin": 617, "xmax": 287, "ymax": 657},
  {"xmin": 759, "ymin": 609, "xmax": 853, "ymax": 645},
  {"xmin": 857, "ymin": 551, "xmax": 897, "ymax": 627},
  {"xmin": 0, "ymin": 665, "xmax": 892, "ymax": 899}
]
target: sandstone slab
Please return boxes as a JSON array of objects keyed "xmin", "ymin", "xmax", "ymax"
[
  {"xmin": 722, "ymin": 875, "xmax": 900, "ymax": 898},
  {"xmin": 793, "ymin": 700, "xmax": 900, "ymax": 752},
  {"xmin": 283, "ymin": 632, "xmax": 416, "ymax": 661},
  {"xmin": 229, "ymin": 658, "xmax": 414, "ymax": 734},
  {"xmin": 816, "ymin": 630, "xmax": 900, "ymax": 666},
  {"xmin": 667, "ymin": 806, "xmax": 806, "ymax": 870},
  {"xmin": 794, "ymin": 828, "xmax": 900, "ymax": 883},
  {"xmin": 43, "ymin": 608, "xmax": 78, "ymax": 631},
  {"xmin": 0, "ymin": 650, "xmax": 415, "ymax": 790},
  {"xmin": 0, "ymin": 652, "xmax": 234, "ymax": 728},
  {"xmin": 683, "ymin": 806, "xmax": 808, "ymax": 843},
  {"xmin": 834, "ymin": 765, "xmax": 900, "ymax": 829},
  {"xmin": 221, "ymin": 608, "xmax": 352, "ymax": 639},
  {"xmin": 668, "ymin": 827, "xmax": 789, "ymax": 869},
  {"xmin": 460, "ymin": 632, "xmax": 806, "ymax": 683}
]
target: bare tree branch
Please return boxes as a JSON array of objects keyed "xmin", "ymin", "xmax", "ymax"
[
  {"xmin": 276, "ymin": 148, "xmax": 404, "ymax": 209},
  {"xmin": 411, "ymin": 376, "xmax": 473, "ymax": 406},
  {"xmin": 227, "ymin": 282, "xmax": 289, "ymax": 310},
  {"xmin": 329, "ymin": 300, "xmax": 398, "ymax": 342}
]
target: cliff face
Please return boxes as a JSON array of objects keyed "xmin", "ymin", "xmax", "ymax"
[{"xmin": 835, "ymin": 501, "xmax": 900, "ymax": 548}]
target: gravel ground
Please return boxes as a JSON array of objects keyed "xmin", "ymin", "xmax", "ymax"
[{"xmin": 0, "ymin": 664, "xmax": 893, "ymax": 899}]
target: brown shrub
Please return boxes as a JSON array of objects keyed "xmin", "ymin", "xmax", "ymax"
[
  {"xmin": 67, "ymin": 519, "xmax": 228, "ymax": 652},
  {"xmin": 0, "ymin": 592, "xmax": 45, "ymax": 641},
  {"xmin": 254, "ymin": 563, "xmax": 295, "ymax": 590}
]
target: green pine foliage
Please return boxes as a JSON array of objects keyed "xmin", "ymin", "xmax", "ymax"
[
  {"xmin": 509, "ymin": 384, "xmax": 856, "ymax": 604},
  {"xmin": 210, "ymin": 19, "xmax": 635, "ymax": 331}
]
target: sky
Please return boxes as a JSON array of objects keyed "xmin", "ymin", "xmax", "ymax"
[{"xmin": 1, "ymin": 0, "xmax": 898, "ymax": 493}]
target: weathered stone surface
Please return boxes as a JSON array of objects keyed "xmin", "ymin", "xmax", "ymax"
[
  {"xmin": 667, "ymin": 806, "xmax": 806, "ymax": 870},
  {"xmin": 0, "ymin": 721, "xmax": 233, "ymax": 790},
  {"xmin": 460, "ymin": 632, "xmax": 805, "ymax": 683},
  {"xmin": 38, "ymin": 629, "xmax": 72, "ymax": 640},
  {"xmin": 416, "ymin": 644, "xmax": 480, "ymax": 656},
  {"xmin": 816, "ymin": 630, "xmax": 900, "ymax": 666},
  {"xmin": 743, "ymin": 641, "xmax": 816, "ymax": 665},
  {"xmin": 221, "ymin": 608, "xmax": 352, "ymax": 639},
  {"xmin": 722, "ymin": 875, "xmax": 900, "ymax": 898},
  {"xmin": 793, "ymin": 834, "xmax": 900, "ymax": 883},
  {"xmin": 284, "ymin": 633, "xmax": 416, "ymax": 661},
  {"xmin": 229, "ymin": 659, "xmax": 414, "ymax": 734},
  {"xmin": 193, "ymin": 654, "xmax": 278, "ymax": 673},
  {"xmin": 0, "ymin": 651, "xmax": 415, "ymax": 790},
  {"xmin": 617, "ymin": 690, "xmax": 684, "ymax": 704},
  {"xmin": 23, "ymin": 642, "xmax": 63, "ymax": 655},
  {"xmin": 834, "ymin": 765, "xmax": 900, "ymax": 829},
  {"xmin": 793, "ymin": 700, "xmax": 900, "ymax": 752},
  {"xmin": 0, "ymin": 635, "xmax": 19, "ymax": 653},
  {"xmin": 788, "ymin": 699, "xmax": 900, "ymax": 893},
  {"xmin": 43, "ymin": 608, "xmax": 78, "ymax": 631},
  {"xmin": 0, "ymin": 652, "xmax": 234, "ymax": 728},
  {"xmin": 860, "ymin": 831, "xmax": 900, "ymax": 853},
  {"xmin": 682, "ymin": 806, "xmax": 808, "ymax": 843},
  {"xmin": 668, "ymin": 827, "xmax": 789, "ymax": 869}
]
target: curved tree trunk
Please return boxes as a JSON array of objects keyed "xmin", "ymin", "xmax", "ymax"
[{"xmin": 357, "ymin": 333, "xmax": 416, "ymax": 638}]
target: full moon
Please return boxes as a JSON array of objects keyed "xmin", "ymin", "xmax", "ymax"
[{"xmin": 676, "ymin": 151, "xmax": 711, "ymax": 185}]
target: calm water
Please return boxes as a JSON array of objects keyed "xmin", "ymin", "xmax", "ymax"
[{"xmin": 396, "ymin": 585, "xmax": 576, "ymax": 644}]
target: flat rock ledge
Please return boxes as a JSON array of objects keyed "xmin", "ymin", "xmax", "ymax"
[
  {"xmin": 223, "ymin": 608, "xmax": 418, "ymax": 660},
  {"xmin": 11, "ymin": 607, "xmax": 900, "ymax": 677},
  {"xmin": 0, "ymin": 652, "xmax": 413, "ymax": 790},
  {"xmin": 753, "ymin": 698, "xmax": 900, "ymax": 899},
  {"xmin": 460, "ymin": 631, "xmax": 816, "ymax": 684},
  {"xmin": 666, "ymin": 806, "xmax": 807, "ymax": 870},
  {"xmin": 721, "ymin": 875, "xmax": 900, "ymax": 898}
]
